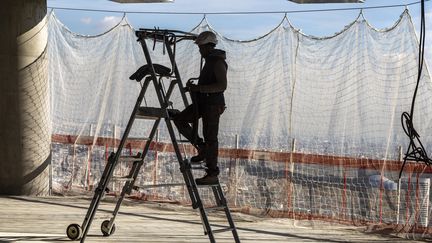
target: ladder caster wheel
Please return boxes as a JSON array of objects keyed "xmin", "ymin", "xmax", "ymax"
[
  {"xmin": 66, "ymin": 223, "xmax": 82, "ymax": 240},
  {"xmin": 101, "ymin": 220, "xmax": 116, "ymax": 236}
]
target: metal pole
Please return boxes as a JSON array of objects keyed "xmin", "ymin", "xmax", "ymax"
[{"xmin": 396, "ymin": 145, "xmax": 403, "ymax": 224}]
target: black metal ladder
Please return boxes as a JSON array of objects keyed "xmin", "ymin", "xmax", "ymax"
[{"xmin": 66, "ymin": 28, "xmax": 240, "ymax": 243}]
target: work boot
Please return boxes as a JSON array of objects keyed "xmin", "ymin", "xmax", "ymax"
[
  {"xmin": 190, "ymin": 144, "xmax": 205, "ymax": 163},
  {"xmin": 195, "ymin": 174, "xmax": 219, "ymax": 185},
  {"xmin": 190, "ymin": 154, "xmax": 205, "ymax": 163}
]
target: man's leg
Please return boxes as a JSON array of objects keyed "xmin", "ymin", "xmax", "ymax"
[
  {"xmin": 172, "ymin": 104, "xmax": 203, "ymax": 145},
  {"xmin": 172, "ymin": 105, "xmax": 206, "ymax": 161},
  {"xmin": 196, "ymin": 105, "xmax": 225, "ymax": 185}
]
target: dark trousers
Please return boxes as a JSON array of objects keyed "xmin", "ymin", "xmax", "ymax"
[{"xmin": 173, "ymin": 103, "xmax": 225, "ymax": 176}]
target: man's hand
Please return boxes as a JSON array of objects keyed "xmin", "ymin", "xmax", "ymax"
[{"xmin": 186, "ymin": 80, "xmax": 200, "ymax": 92}]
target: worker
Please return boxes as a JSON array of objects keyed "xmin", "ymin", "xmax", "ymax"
[{"xmin": 172, "ymin": 31, "xmax": 227, "ymax": 185}]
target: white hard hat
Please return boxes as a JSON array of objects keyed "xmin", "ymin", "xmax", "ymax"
[{"xmin": 195, "ymin": 31, "xmax": 218, "ymax": 46}]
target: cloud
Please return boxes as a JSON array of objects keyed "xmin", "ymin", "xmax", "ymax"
[
  {"xmin": 98, "ymin": 16, "xmax": 123, "ymax": 30},
  {"xmin": 80, "ymin": 17, "xmax": 92, "ymax": 25}
]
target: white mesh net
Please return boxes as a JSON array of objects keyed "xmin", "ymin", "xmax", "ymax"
[{"xmin": 48, "ymin": 9, "xmax": 432, "ymax": 236}]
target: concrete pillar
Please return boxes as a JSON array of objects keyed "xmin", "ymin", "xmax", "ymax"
[{"xmin": 0, "ymin": 0, "xmax": 49, "ymax": 195}]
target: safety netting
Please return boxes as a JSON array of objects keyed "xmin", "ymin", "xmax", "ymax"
[{"xmin": 47, "ymin": 9, "xmax": 432, "ymax": 237}]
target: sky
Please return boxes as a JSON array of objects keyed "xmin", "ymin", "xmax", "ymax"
[{"xmin": 47, "ymin": 0, "xmax": 431, "ymax": 66}]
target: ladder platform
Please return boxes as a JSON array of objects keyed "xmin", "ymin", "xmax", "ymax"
[
  {"xmin": 136, "ymin": 107, "xmax": 180, "ymax": 120},
  {"xmin": 196, "ymin": 183, "xmax": 220, "ymax": 188}
]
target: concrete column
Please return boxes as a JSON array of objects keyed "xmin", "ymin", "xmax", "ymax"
[{"xmin": 0, "ymin": 0, "xmax": 49, "ymax": 195}]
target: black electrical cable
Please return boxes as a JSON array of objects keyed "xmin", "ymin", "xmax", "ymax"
[{"xmin": 399, "ymin": 0, "xmax": 428, "ymax": 179}]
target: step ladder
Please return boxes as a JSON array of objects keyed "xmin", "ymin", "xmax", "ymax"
[{"xmin": 66, "ymin": 28, "xmax": 240, "ymax": 243}]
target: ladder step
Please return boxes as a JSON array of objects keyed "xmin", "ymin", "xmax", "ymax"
[
  {"xmin": 134, "ymin": 183, "xmax": 185, "ymax": 189},
  {"xmin": 127, "ymin": 137, "xmax": 150, "ymax": 140},
  {"xmin": 176, "ymin": 139, "xmax": 190, "ymax": 143},
  {"xmin": 205, "ymin": 205, "xmax": 226, "ymax": 212},
  {"xmin": 190, "ymin": 164, "xmax": 207, "ymax": 170},
  {"xmin": 211, "ymin": 227, "xmax": 234, "ymax": 234},
  {"xmin": 119, "ymin": 155, "xmax": 142, "ymax": 163},
  {"xmin": 136, "ymin": 107, "xmax": 179, "ymax": 120},
  {"xmin": 112, "ymin": 176, "xmax": 134, "ymax": 182},
  {"xmin": 196, "ymin": 183, "xmax": 220, "ymax": 188}
]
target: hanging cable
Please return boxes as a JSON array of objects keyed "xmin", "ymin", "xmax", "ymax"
[
  {"xmin": 47, "ymin": 0, "xmax": 429, "ymax": 15},
  {"xmin": 399, "ymin": 0, "xmax": 427, "ymax": 179}
]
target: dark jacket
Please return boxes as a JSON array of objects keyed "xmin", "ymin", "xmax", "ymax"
[{"xmin": 197, "ymin": 49, "xmax": 227, "ymax": 105}]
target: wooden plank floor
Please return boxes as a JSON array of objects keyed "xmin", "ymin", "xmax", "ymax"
[{"xmin": 0, "ymin": 196, "xmax": 423, "ymax": 243}]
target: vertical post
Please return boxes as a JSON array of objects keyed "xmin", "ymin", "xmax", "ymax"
[
  {"xmin": 396, "ymin": 145, "xmax": 403, "ymax": 224},
  {"xmin": 342, "ymin": 170, "xmax": 347, "ymax": 219},
  {"xmin": 415, "ymin": 172, "xmax": 420, "ymax": 227},
  {"xmin": 290, "ymin": 138, "xmax": 296, "ymax": 173},
  {"xmin": 289, "ymin": 138, "xmax": 296, "ymax": 217},
  {"xmin": 114, "ymin": 125, "xmax": 119, "ymax": 151},
  {"xmin": 105, "ymin": 143, "xmax": 109, "ymax": 162},
  {"xmin": 379, "ymin": 173, "xmax": 383, "ymax": 223},
  {"xmin": 233, "ymin": 134, "xmax": 239, "ymax": 207},
  {"xmin": 87, "ymin": 145, "xmax": 92, "ymax": 191},
  {"xmin": 406, "ymin": 173, "xmax": 412, "ymax": 225},
  {"xmin": 49, "ymin": 149, "xmax": 52, "ymax": 196},
  {"xmin": 88, "ymin": 124, "xmax": 94, "ymax": 191},
  {"xmin": 419, "ymin": 178, "xmax": 430, "ymax": 227},
  {"xmin": 71, "ymin": 143, "xmax": 76, "ymax": 190},
  {"xmin": 87, "ymin": 145, "xmax": 93, "ymax": 191},
  {"xmin": 153, "ymin": 129, "xmax": 159, "ymax": 199},
  {"xmin": 113, "ymin": 125, "xmax": 118, "ymax": 192},
  {"xmin": 90, "ymin": 124, "xmax": 94, "ymax": 137},
  {"xmin": 84, "ymin": 146, "xmax": 89, "ymax": 190}
]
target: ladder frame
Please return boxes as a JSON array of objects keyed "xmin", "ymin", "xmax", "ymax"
[{"xmin": 66, "ymin": 29, "xmax": 240, "ymax": 243}]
